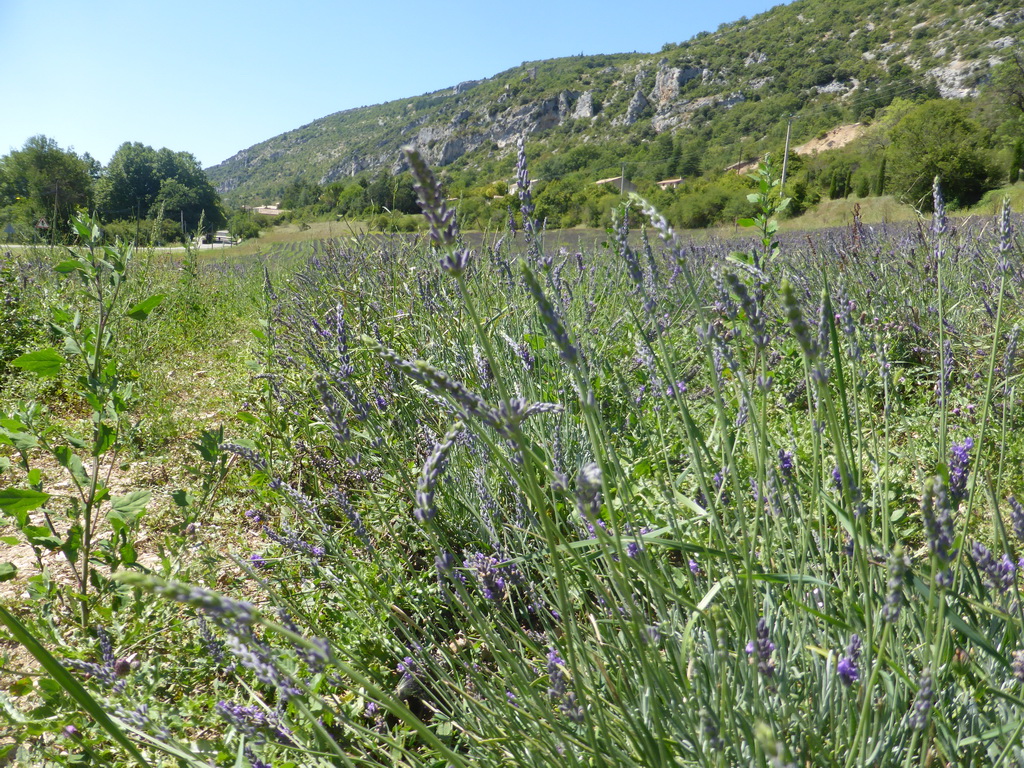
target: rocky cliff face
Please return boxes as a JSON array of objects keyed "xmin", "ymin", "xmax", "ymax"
[{"xmin": 206, "ymin": 0, "xmax": 1024, "ymax": 203}]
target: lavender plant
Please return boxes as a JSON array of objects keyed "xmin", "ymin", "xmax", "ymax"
[{"xmin": 7, "ymin": 159, "xmax": 1024, "ymax": 767}]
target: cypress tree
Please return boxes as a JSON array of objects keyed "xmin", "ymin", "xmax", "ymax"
[{"xmin": 1010, "ymin": 139, "xmax": 1023, "ymax": 184}]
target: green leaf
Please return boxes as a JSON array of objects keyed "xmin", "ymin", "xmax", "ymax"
[
  {"xmin": 93, "ymin": 421, "xmax": 117, "ymax": 456},
  {"xmin": 736, "ymin": 217, "xmax": 756, "ymax": 227},
  {"xmin": 62, "ymin": 525, "xmax": 82, "ymax": 562},
  {"xmin": 55, "ymin": 446, "xmax": 89, "ymax": 487},
  {"xmin": 120, "ymin": 540, "xmax": 137, "ymax": 566},
  {"xmin": 10, "ymin": 349, "xmax": 65, "ymax": 378},
  {"xmin": 0, "ymin": 605, "xmax": 152, "ymax": 767},
  {"xmin": 0, "ymin": 563, "xmax": 16, "ymax": 582},
  {"xmin": 54, "ymin": 259, "xmax": 82, "ymax": 274},
  {"xmin": 0, "ymin": 489, "xmax": 50, "ymax": 518},
  {"xmin": 111, "ymin": 490, "xmax": 151, "ymax": 516},
  {"xmin": 125, "ymin": 294, "xmax": 165, "ymax": 321},
  {"xmin": 0, "ymin": 536, "xmax": 19, "ymax": 545},
  {"xmin": 23, "ymin": 526, "xmax": 62, "ymax": 550},
  {"xmin": 0, "ymin": 456, "xmax": 9, "ymax": 474},
  {"xmin": 7, "ymin": 677, "xmax": 32, "ymax": 696},
  {"xmin": 171, "ymin": 490, "xmax": 193, "ymax": 508},
  {"xmin": 27, "ymin": 468, "xmax": 41, "ymax": 487}
]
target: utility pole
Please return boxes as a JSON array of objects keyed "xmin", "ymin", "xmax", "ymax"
[
  {"xmin": 620, "ymin": 163, "xmax": 625, "ymax": 195},
  {"xmin": 781, "ymin": 115, "xmax": 794, "ymax": 193}
]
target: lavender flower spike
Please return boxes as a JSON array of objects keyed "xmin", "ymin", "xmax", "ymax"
[
  {"xmin": 746, "ymin": 617, "xmax": 776, "ymax": 677},
  {"xmin": 522, "ymin": 261, "xmax": 580, "ymax": 366},
  {"xmin": 948, "ymin": 437, "xmax": 973, "ymax": 505},
  {"xmin": 414, "ymin": 421, "xmax": 463, "ymax": 522},
  {"xmin": 404, "ymin": 146, "xmax": 457, "ymax": 248},
  {"xmin": 837, "ymin": 634, "xmax": 861, "ymax": 686}
]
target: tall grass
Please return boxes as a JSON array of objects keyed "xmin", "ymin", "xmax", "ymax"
[{"xmin": 3, "ymin": 156, "xmax": 1024, "ymax": 766}]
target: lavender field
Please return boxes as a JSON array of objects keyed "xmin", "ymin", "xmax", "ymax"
[{"xmin": 2, "ymin": 150, "xmax": 1024, "ymax": 767}]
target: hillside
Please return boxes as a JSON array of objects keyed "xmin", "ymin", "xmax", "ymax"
[{"xmin": 206, "ymin": 0, "xmax": 1024, "ymax": 206}]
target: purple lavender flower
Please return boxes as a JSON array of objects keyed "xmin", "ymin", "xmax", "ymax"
[
  {"xmin": 522, "ymin": 262, "xmax": 580, "ymax": 366},
  {"xmin": 971, "ymin": 541, "xmax": 1016, "ymax": 593},
  {"xmin": 1010, "ymin": 497, "xmax": 1024, "ymax": 544},
  {"xmin": 909, "ymin": 668, "xmax": 934, "ymax": 730},
  {"xmin": 249, "ymin": 553, "xmax": 269, "ymax": 570},
  {"xmin": 575, "ymin": 462, "xmax": 602, "ymax": 517},
  {"xmin": 225, "ymin": 633, "xmax": 301, "ymax": 701},
  {"xmin": 404, "ymin": 147, "xmax": 457, "ymax": 248},
  {"xmin": 948, "ymin": 438, "xmax": 973, "ymax": 505},
  {"xmin": 746, "ymin": 617, "xmax": 776, "ymax": 677},
  {"xmin": 414, "ymin": 422, "xmax": 462, "ymax": 522},
  {"xmin": 463, "ymin": 551, "xmax": 523, "ymax": 601},
  {"xmin": 219, "ymin": 442, "xmax": 268, "ymax": 472},
  {"xmin": 216, "ymin": 701, "xmax": 294, "ymax": 746},
  {"xmin": 837, "ymin": 634, "xmax": 861, "ymax": 686},
  {"xmin": 1012, "ymin": 650, "xmax": 1024, "ymax": 684},
  {"xmin": 546, "ymin": 647, "xmax": 566, "ymax": 700},
  {"xmin": 921, "ymin": 475, "xmax": 957, "ymax": 571},
  {"xmin": 779, "ymin": 449, "xmax": 795, "ymax": 482},
  {"xmin": 700, "ymin": 708, "xmax": 724, "ymax": 751},
  {"xmin": 262, "ymin": 524, "xmax": 325, "ymax": 560},
  {"xmin": 832, "ymin": 466, "xmax": 843, "ymax": 492},
  {"xmin": 998, "ymin": 197, "xmax": 1013, "ymax": 273}
]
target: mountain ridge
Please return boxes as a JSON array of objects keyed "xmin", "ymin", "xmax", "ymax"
[{"xmin": 206, "ymin": 0, "xmax": 1024, "ymax": 205}]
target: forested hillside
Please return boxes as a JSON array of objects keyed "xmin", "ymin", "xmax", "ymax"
[{"xmin": 206, "ymin": 0, "xmax": 1024, "ymax": 230}]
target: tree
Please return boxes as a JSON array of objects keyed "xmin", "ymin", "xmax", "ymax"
[
  {"xmin": 0, "ymin": 136, "xmax": 94, "ymax": 236},
  {"xmin": 96, "ymin": 142, "xmax": 224, "ymax": 231},
  {"xmin": 886, "ymin": 100, "xmax": 994, "ymax": 210},
  {"xmin": 990, "ymin": 46, "xmax": 1024, "ymax": 119}
]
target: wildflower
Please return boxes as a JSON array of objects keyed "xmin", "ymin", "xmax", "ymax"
[
  {"xmin": 522, "ymin": 262, "xmax": 580, "ymax": 366},
  {"xmin": 998, "ymin": 197, "xmax": 1013, "ymax": 273},
  {"xmin": 262, "ymin": 524, "xmax": 325, "ymax": 560},
  {"xmin": 249, "ymin": 553, "xmax": 268, "ymax": 570},
  {"xmin": 701, "ymin": 707, "xmax": 724, "ymax": 751},
  {"xmin": 970, "ymin": 541, "xmax": 1016, "ymax": 593},
  {"xmin": 1009, "ymin": 497, "xmax": 1024, "ymax": 544},
  {"xmin": 782, "ymin": 279, "xmax": 819, "ymax": 361},
  {"xmin": 216, "ymin": 701, "xmax": 294, "ymax": 746},
  {"xmin": 560, "ymin": 691, "xmax": 585, "ymax": 723},
  {"xmin": 778, "ymin": 449, "xmax": 795, "ymax": 482},
  {"xmin": 725, "ymin": 271, "xmax": 769, "ymax": 348},
  {"xmin": 1012, "ymin": 650, "xmax": 1024, "ymax": 684},
  {"xmin": 219, "ymin": 442, "xmax": 268, "ymax": 472},
  {"xmin": 909, "ymin": 668, "xmax": 934, "ymax": 730},
  {"xmin": 225, "ymin": 633, "xmax": 301, "ymax": 701},
  {"xmin": 921, "ymin": 475, "xmax": 957, "ymax": 570},
  {"xmin": 948, "ymin": 438, "xmax": 973, "ymax": 505},
  {"xmin": 404, "ymin": 147, "xmax": 456, "ymax": 248},
  {"xmin": 575, "ymin": 462, "xmax": 602, "ymax": 517},
  {"xmin": 837, "ymin": 634, "xmax": 861, "ymax": 686},
  {"xmin": 414, "ymin": 422, "xmax": 462, "ymax": 522},
  {"xmin": 746, "ymin": 617, "xmax": 776, "ymax": 677},
  {"xmin": 463, "ymin": 551, "xmax": 523, "ymax": 601},
  {"xmin": 882, "ymin": 548, "xmax": 912, "ymax": 622},
  {"xmin": 515, "ymin": 137, "xmax": 536, "ymax": 235},
  {"xmin": 546, "ymin": 647, "xmax": 566, "ymax": 700}
]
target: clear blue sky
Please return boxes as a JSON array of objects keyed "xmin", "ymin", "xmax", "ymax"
[{"xmin": 3, "ymin": 0, "xmax": 786, "ymax": 169}]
